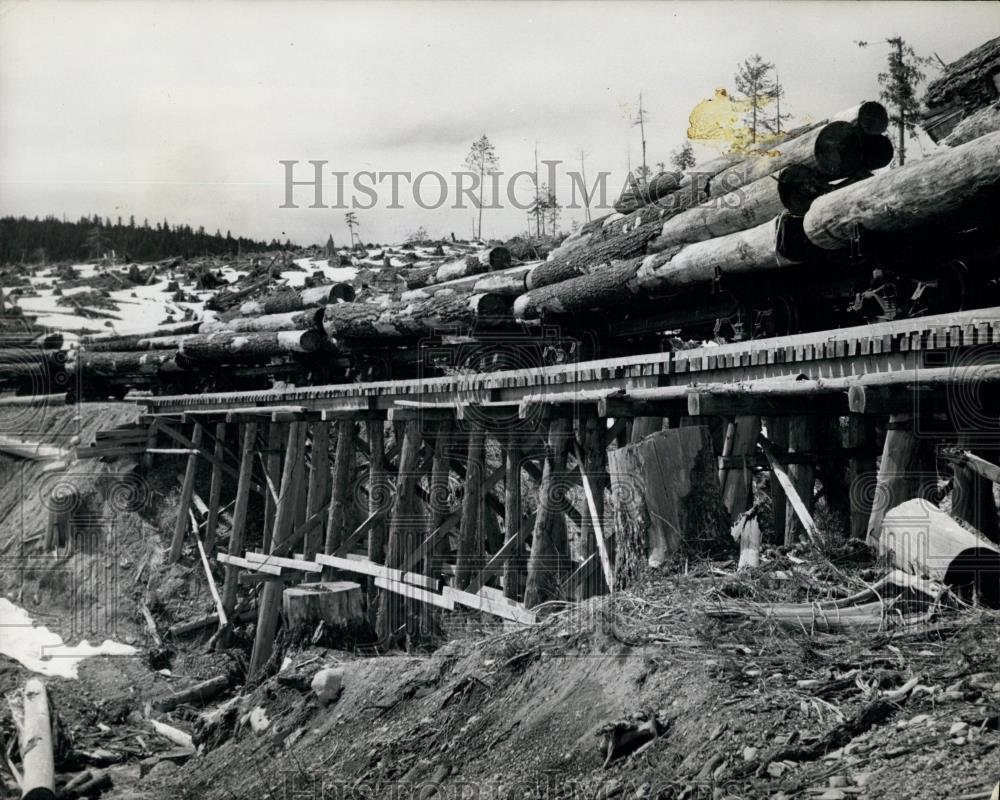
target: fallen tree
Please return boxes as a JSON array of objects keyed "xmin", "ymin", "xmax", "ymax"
[{"xmin": 239, "ymin": 284, "xmax": 355, "ymax": 316}]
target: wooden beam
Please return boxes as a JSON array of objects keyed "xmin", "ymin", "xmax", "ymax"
[
  {"xmin": 203, "ymin": 421, "xmax": 226, "ymax": 554},
  {"xmin": 303, "ymin": 420, "xmax": 330, "ymax": 559},
  {"xmin": 249, "ymin": 420, "xmax": 307, "ymax": 678},
  {"xmin": 718, "ymin": 416, "xmax": 762, "ymax": 524},
  {"xmin": 758, "ymin": 434, "xmax": 821, "ymax": 547},
  {"xmin": 244, "ymin": 551, "xmax": 323, "ymax": 572},
  {"xmin": 442, "ymin": 586, "xmax": 537, "ymax": 624},
  {"xmin": 168, "ymin": 422, "xmax": 203, "ymax": 563},
  {"xmin": 324, "ymin": 419, "xmax": 357, "ymax": 553},
  {"xmin": 374, "ymin": 576, "xmax": 454, "ymax": 610},
  {"xmin": 315, "ymin": 553, "xmax": 437, "ymax": 590},
  {"xmin": 502, "ymin": 433, "xmax": 522, "ymax": 600},
  {"xmin": 220, "ymin": 421, "xmax": 258, "ymax": 624},
  {"xmin": 456, "ymin": 425, "xmax": 487, "ymax": 589},
  {"xmin": 688, "ymin": 379, "xmax": 849, "ymax": 417},
  {"xmin": 574, "ymin": 440, "xmax": 614, "ymax": 593},
  {"xmin": 846, "ymin": 415, "xmax": 876, "ymax": 540},
  {"xmin": 524, "ymin": 418, "xmax": 572, "ymax": 608},
  {"xmin": 262, "ymin": 422, "xmax": 283, "ymax": 551},
  {"xmin": 783, "ymin": 416, "xmax": 816, "ymax": 545},
  {"xmin": 847, "ymin": 365, "xmax": 1000, "ymax": 414},
  {"xmin": 945, "ymin": 449, "xmax": 1000, "ymax": 484},
  {"xmin": 217, "ymin": 552, "xmax": 282, "ymax": 576},
  {"xmin": 866, "ymin": 413, "xmax": 922, "ymax": 545}
]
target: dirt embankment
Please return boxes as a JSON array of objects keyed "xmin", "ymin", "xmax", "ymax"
[{"xmin": 0, "ymin": 403, "xmax": 997, "ymax": 800}]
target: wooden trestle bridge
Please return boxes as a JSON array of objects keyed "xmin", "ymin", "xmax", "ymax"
[{"xmin": 99, "ymin": 308, "xmax": 1000, "ymax": 676}]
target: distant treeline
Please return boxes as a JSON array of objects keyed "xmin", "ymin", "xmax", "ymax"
[{"xmin": 0, "ymin": 214, "xmax": 290, "ymax": 265}]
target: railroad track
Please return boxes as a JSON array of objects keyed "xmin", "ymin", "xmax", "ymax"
[{"xmin": 135, "ymin": 308, "xmax": 1000, "ymax": 414}]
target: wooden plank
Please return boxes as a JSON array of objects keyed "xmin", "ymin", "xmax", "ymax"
[
  {"xmin": 168, "ymin": 423, "xmax": 203, "ymax": 563},
  {"xmin": 442, "ymin": 586, "xmax": 537, "ymax": 624},
  {"xmin": 758, "ymin": 434, "xmax": 822, "ymax": 547},
  {"xmin": 244, "ymin": 551, "xmax": 323, "ymax": 572},
  {"xmin": 315, "ymin": 553, "xmax": 438, "ymax": 590},
  {"xmin": 203, "ymin": 421, "xmax": 226, "ymax": 554},
  {"xmin": 217, "ymin": 552, "xmax": 282, "ymax": 575},
  {"xmin": 373, "ymin": 577, "xmax": 454, "ymax": 610},
  {"xmin": 573, "ymin": 442, "xmax": 613, "ymax": 592},
  {"xmin": 221, "ymin": 421, "xmax": 258, "ymax": 623}
]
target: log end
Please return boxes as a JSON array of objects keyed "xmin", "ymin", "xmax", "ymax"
[
  {"xmin": 814, "ymin": 120, "xmax": 864, "ymax": 178},
  {"xmin": 856, "ymin": 100, "xmax": 890, "ymax": 135}
]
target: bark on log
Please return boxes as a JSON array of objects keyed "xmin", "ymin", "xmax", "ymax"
[
  {"xmin": 322, "ymin": 291, "xmax": 509, "ymax": 340},
  {"xmin": 80, "ymin": 321, "xmax": 200, "ymax": 348},
  {"xmin": 178, "ymin": 330, "xmax": 321, "ymax": 361},
  {"xmin": 239, "ymin": 284, "xmax": 355, "ymax": 316},
  {"xmin": 638, "ymin": 214, "xmax": 807, "ymax": 292},
  {"xmin": 199, "ymin": 308, "xmax": 324, "ymax": 334},
  {"xmin": 513, "ymin": 256, "xmax": 645, "ymax": 321},
  {"xmin": 803, "ymin": 131, "xmax": 1000, "ymax": 249},
  {"xmin": 879, "ymin": 499, "xmax": 1000, "ymax": 606},
  {"xmin": 648, "ymin": 166, "xmax": 827, "ymax": 255},
  {"xmin": 73, "ymin": 349, "xmax": 183, "ymax": 376},
  {"xmin": 433, "ymin": 246, "xmax": 511, "ymax": 284},
  {"xmin": 153, "ymin": 676, "xmax": 231, "ymax": 712},
  {"xmin": 525, "ymin": 219, "xmax": 662, "ymax": 290},
  {"xmin": 942, "ymin": 102, "xmax": 1000, "ymax": 147},
  {"xmin": 709, "ymin": 118, "xmax": 866, "ymax": 198},
  {"xmin": 455, "ymin": 425, "xmax": 486, "ymax": 589},
  {"xmin": 472, "ymin": 270, "xmax": 530, "ymax": 296},
  {"xmin": 922, "ymin": 37, "xmax": 1000, "ymax": 142},
  {"xmin": 20, "ymin": 678, "xmax": 55, "ymax": 800}
]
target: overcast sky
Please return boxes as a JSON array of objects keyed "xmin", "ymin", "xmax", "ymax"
[{"xmin": 1, "ymin": 1, "xmax": 997, "ymax": 246}]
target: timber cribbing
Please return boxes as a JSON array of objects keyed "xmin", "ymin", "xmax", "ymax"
[{"xmin": 136, "ymin": 308, "xmax": 1000, "ymax": 414}]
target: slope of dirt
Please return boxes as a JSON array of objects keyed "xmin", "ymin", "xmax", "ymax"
[{"xmin": 0, "ymin": 403, "xmax": 997, "ymax": 800}]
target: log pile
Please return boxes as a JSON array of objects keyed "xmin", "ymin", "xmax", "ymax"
[
  {"xmin": 921, "ymin": 36, "xmax": 1000, "ymax": 143},
  {"xmin": 512, "ymin": 94, "xmax": 1000, "ymax": 327}
]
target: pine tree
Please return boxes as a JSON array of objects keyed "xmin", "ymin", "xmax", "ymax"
[
  {"xmin": 670, "ymin": 142, "xmax": 697, "ymax": 172},
  {"xmin": 858, "ymin": 37, "xmax": 933, "ymax": 165},
  {"xmin": 734, "ymin": 54, "xmax": 778, "ymax": 144},
  {"xmin": 464, "ymin": 135, "xmax": 499, "ymax": 240}
]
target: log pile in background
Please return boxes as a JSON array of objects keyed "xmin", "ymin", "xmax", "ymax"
[{"xmin": 921, "ymin": 36, "xmax": 1000, "ymax": 143}]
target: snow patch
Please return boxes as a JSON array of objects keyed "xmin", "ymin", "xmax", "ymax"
[{"xmin": 0, "ymin": 599, "xmax": 138, "ymax": 679}]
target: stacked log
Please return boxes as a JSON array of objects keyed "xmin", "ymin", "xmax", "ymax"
[
  {"xmin": 323, "ymin": 290, "xmax": 509, "ymax": 340},
  {"xmin": 525, "ymin": 219, "xmax": 662, "ymax": 290},
  {"xmin": 199, "ymin": 307, "xmax": 324, "ymax": 334},
  {"xmin": 178, "ymin": 330, "xmax": 322, "ymax": 362},
  {"xmin": 71, "ymin": 349, "xmax": 184, "ymax": 376},
  {"xmin": 803, "ymin": 131, "xmax": 1000, "ymax": 250},
  {"xmin": 433, "ymin": 246, "xmax": 511, "ymax": 283}
]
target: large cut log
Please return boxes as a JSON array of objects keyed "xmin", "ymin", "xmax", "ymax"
[
  {"xmin": 803, "ymin": 131, "xmax": 1000, "ymax": 249},
  {"xmin": 472, "ymin": 269, "xmax": 530, "ymax": 296},
  {"xmin": 525, "ymin": 219, "xmax": 662, "ymax": 290},
  {"xmin": 178, "ymin": 330, "xmax": 321, "ymax": 361},
  {"xmin": 199, "ymin": 307, "xmax": 324, "ymax": 334},
  {"xmin": 433, "ymin": 246, "xmax": 511, "ymax": 284},
  {"xmin": 323, "ymin": 291, "xmax": 508, "ymax": 340},
  {"xmin": 831, "ymin": 100, "xmax": 890, "ymax": 134},
  {"xmin": 648, "ymin": 165, "xmax": 828, "ymax": 254},
  {"xmin": 79, "ymin": 320, "xmax": 200, "ymax": 348},
  {"xmin": 608, "ymin": 426, "xmax": 728, "ymax": 583},
  {"xmin": 513, "ymin": 257, "xmax": 644, "ymax": 320},
  {"xmin": 20, "ymin": 678, "xmax": 55, "ymax": 800},
  {"xmin": 239, "ymin": 284, "xmax": 355, "ymax": 316},
  {"xmin": 72, "ymin": 348, "xmax": 184, "ymax": 376},
  {"xmin": 638, "ymin": 213, "xmax": 811, "ymax": 291},
  {"xmin": 708, "ymin": 117, "xmax": 869, "ymax": 198},
  {"xmin": 401, "ymin": 263, "xmax": 530, "ymax": 301},
  {"xmin": 879, "ymin": 498, "xmax": 1000, "ymax": 606}
]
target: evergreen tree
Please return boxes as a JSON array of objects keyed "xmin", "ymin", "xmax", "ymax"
[
  {"xmin": 464, "ymin": 135, "xmax": 499, "ymax": 240},
  {"xmin": 734, "ymin": 54, "xmax": 779, "ymax": 144},
  {"xmin": 670, "ymin": 142, "xmax": 697, "ymax": 172}
]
